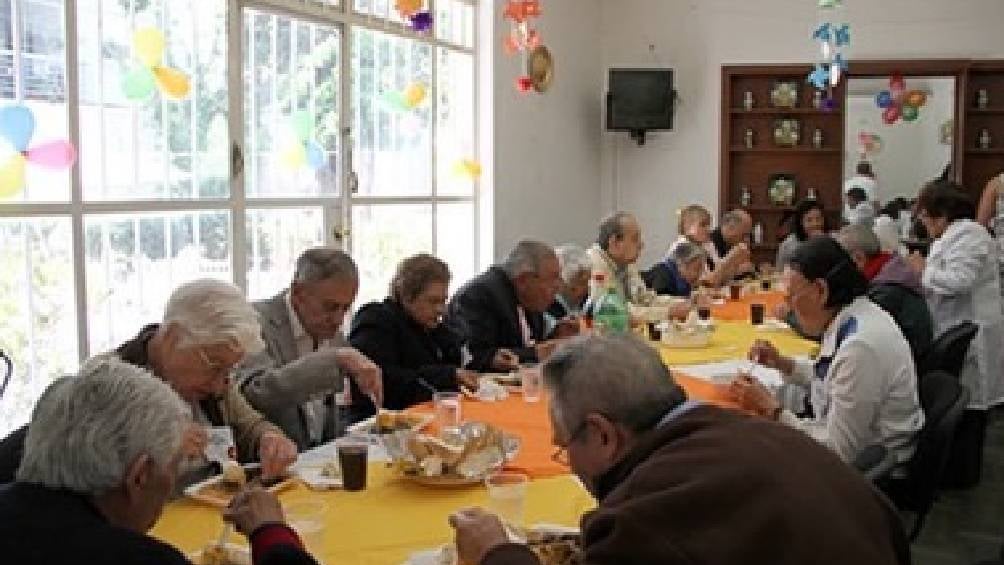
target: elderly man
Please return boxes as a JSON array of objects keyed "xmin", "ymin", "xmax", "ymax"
[
  {"xmin": 449, "ymin": 335, "xmax": 910, "ymax": 565},
  {"xmin": 587, "ymin": 212, "xmax": 646, "ymax": 301},
  {"xmin": 238, "ymin": 247, "xmax": 382, "ymax": 450},
  {"xmin": 0, "ymin": 279, "xmax": 298, "ymax": 484},
  {"xmin": 0, "ymin": 357, "xmax": 316, "ymax": 564},
  {"xmin": 837, "ymin": 224, "xmax": 934, "ymax": 361},
  {"xmin": 448, "ymin": 240, "xmax": 564, "ymax": 371}
]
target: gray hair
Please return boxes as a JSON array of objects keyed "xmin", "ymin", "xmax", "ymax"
[
  {"xmin": 294, "ymin": 247, "xmax": 358, "ymax": 284},
  {"xmin": 720, "ymin": 209, "xmax": 750, "ymax": 228},
  {"xmin": 596, "ymin": 212, "xmax": 635, "ymax": 251},
  {"xmin": 555, "ymin": 245, "xmax": 591, "ymax": 285},
  {"xmin": 543, "ymin": 334, "xmax": 686, "ymax": 435},
  {"xmin": 162, "ymin": 279, "xmax": 265, "ymax": 353},
  {"xmin": 836, "ymin": 224, "xmax": 881, "ymax": 258},
  {"xmin": 501, "ymin": 240, "xmax": 556, "ymax": 278},
  {"xmin": 669, "ymin": 240, "xmax": 707, "ymax": 266},
  {"xmin": 17, "ymin": 357, "xmax": 190, "ymax": 494}
]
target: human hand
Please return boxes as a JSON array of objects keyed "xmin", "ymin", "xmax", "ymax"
[
  {"xmin": 728, "ymin": 374, "xmax": 781, "ymax": 419},
  {"xmin": 535, "ymin": 340, "xmax": 563, "ymax": 361},
  {"xmin": 180, "ymin": 424, "xmax": 208, "ymax": 459},
  {"xmin": 771, "ymin": 302, "xmax": 790, "ymax": 320},
  {"xmin": 748, "ymin": 340, "xmax": 793, "ymax": 374},
  {"xmin": 491, "ymin": 349, "xmax": 520, "ymax": 372},
  {"xmin": 906, "ymin": 251, "xmax": 926, "ymax": 275},
  {"xmin": 223, "ymin": 486, "xmax": 286, "ymax": 536},
  {"xmin": 455, "ymin": 369, "xmax": 482, "ymax": 391},
  {"xmin": 336, "ymin": 347, "xmax": 383, "ymax": 407},
  {"xmin": 258, "ymin": 431, "xmax": 297, "ymax": 480},
  {"xmin": 448, "ymin": 507, "xmax": 511, "ymax": 565}
]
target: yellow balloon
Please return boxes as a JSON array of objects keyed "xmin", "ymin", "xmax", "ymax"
[
  {"xmin": 0, "ymin": 154, "xmax": 26, "ymax": 199},
  {"xmin": 133, "ymin": 27, "xmax": 165, "ymax": 68},
  {"xmin": 452, "ymin": 158, "xmax": 481, "ymax": 179},
  {"xmin": 403, "ymin": 82, "xmax": 427, "ymax": 109},
  {"xmin": 280, "ymin": 144, "xmax": 307, "ymax": 170},
  {"xmin": 395, "ymin": 0, "xmax": 423, "ymax": 17},
  {"xmin": 152, "ymin": 66, "xmax": 191, "ymax": 100}
]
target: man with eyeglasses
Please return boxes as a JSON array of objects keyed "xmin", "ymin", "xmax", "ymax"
[
  {"xmin": 448, "ymin": 334, "xmax": 911, "ymax": 565},
  {"xmin": 238, "ymin": 247, "xmax": 383, "ymax": 450},
  {"xmin": 0, "ymin": 279, "xmax": 299, "ymax": 485}
]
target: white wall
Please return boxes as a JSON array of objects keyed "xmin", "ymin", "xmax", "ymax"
[
  {"xmin": 598, "ymin": 0, "xmax": 1004, "ymax": 267},
  {"xmin": 488, "ymin": 0, "xmax": 604, "ymax": 261}
]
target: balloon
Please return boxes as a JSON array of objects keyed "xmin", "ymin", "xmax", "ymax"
[
  {"xmin": 0, "ymin": 105, "xmax": 36, "ymax": 151},
  {"xmin": 882, "ymin": 106, "xmax": 901, "ymax": 124},
  {"xmin": 516, "ymin": 75, "xmax": 533, "ymax": 93},
  {"xmin": 905, "ymin": 90, "xmax": 927, "ymax": 107},
  {"xmin": 901, "ymin": 104, "xmax": 919, "ymax": 122},
  {"xmin": 152, "ymin": 66, "xmax": 191, "ymax": 100},
  {"xmin": 453, "ymin": 158, "xmax": 482, "ymax": 179},
  {"xmin": 133, "ymin": 27, "xmax": 165, "ymax": 68},
  {"xmin": 395, "ymin": 0, "xmax": 423, "ymax": 17},
  {"xmin": 26, "ymin": 140, "xmax": 77, "ymax": 169},
  {"xmin": 875, "ymin": 90, "xmax": 893, "ymax": 109},
  {"xmin": 291, "ymin": 111, "xmax": 314, "ymax": 141},
  {"xmin": 280, "ymin": 143, "xmax": 307, "ymax": 169},
  {"xmin": 305, "ymin": 142, "xmax": 325, "ymax": 170},
  {"xmin": 0, "ymin": 154, "xmax": 26, "ymax": 198},
  {"xmin": 822, "ymin": 97, "xmax": 838, "ymax": 112},
  {"xmin": 122, "ymin": 67, "xmax": 156, "ymax": 101},
  {"xmin": 403, "ymin": 82, "xmax": 427, "ymax": 108},
  {"xmin": 380, "ymin": 91, "xmax": 409, "ymax": 112},
  {"xmin": 503, "ymin": 34, "xmax": 519, "ymax": 55},
  {"xmin": 889, "ymin": 74, "xmax": 905, "ymax": 94},
  {"xmin": 409, "ymin": 11, "xmax": 433, "ymax": 32}
]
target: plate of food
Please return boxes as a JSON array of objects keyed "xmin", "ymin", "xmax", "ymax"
[
  {"xmin": 386, "ymin": 422, "xmax": 520, "ymax": 487},
  {"xmin": 347, "ymin": 409, "xmax": 435, "ymax": 436},
  {"xmin": 190, "ymin": 542, "xmax": 251, "ymax": 565},
  {"xmin": 755, "ymin": 318, "xmax": 791, "ymax": 332},
  {"xmin": 293, "ymin": 458, "xmax": 343, "ymax": 490},
  {"xmin": 184, "ymin": 462, "xmax": 296, "ymax": 508},
  {"xmin": 405, "ymin": 525, "xmax": 581, "ymax": 565},
  {"xmin": 481, "ymin": 372, "xmax": 522, "ymax": 387}
]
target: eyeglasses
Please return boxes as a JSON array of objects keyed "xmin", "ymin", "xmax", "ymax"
[
  {"xmin": 195, "ymin": 347, "xmax": 237, "ymax": 383},
  {"xmin": 550, "ymin": 420, "xmax": 589, "ymax": 466}
]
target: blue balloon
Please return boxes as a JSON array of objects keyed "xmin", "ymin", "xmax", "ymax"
[
  {"xmin": 305, "ymin": 142, "xmax": 326, "ymax": 170},
  {"xmin": 875, "ymin": 90, "xmax": 893, "ymax": 109},
  {"xmin": 0, "ymin": 105, "xmax": 35, "ymax": 151}
]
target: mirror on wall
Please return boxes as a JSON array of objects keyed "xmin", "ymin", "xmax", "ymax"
[{"xmin": 844, "ymin": 76, "xmax": 956, "ymax": 203}]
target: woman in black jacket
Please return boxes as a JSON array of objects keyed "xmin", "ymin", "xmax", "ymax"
[{"xmin": 348, "ymin": 253, "xmax": 481, "ymax": 421}]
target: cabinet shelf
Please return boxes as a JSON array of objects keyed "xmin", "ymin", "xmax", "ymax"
[
  {"xmin": 729, "ymin": 108, "xmax": 843, "ymax": 116},
  {"xmin": 968, "ymin": 108, "xmax": 1004, "ymax": 115},
  {"xmin": 729, "ymin": 147, "xmax": 842, "ymax": 154},
  {"xmin": 966, "ymin": 148, "xmax": 1004, "ymax": 154}
]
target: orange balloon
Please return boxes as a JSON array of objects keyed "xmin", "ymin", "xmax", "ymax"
[
  {"xmin": 906, "ymin": 90, "xmax": 927, "ymax": 107},
  {"xmin": 152, "ymin": 66, "xmax": 191, "ymax": 100}
]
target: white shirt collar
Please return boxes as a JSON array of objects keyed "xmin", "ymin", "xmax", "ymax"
[{"xmin": 284, "ymin": 290, "xmax": 309, "ymax": 342}]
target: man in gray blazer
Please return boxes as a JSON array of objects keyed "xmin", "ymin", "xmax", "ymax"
[{"xmin": 238, "ymin": 247, "xmax": 383, "ymax": 450}]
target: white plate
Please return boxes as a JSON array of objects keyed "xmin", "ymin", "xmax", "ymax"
[
  {"xmin": 346, "ymin": 412, "xmax": 435, "ymax": 436},
  {"xmin": 754, "ymin": 319, "xmax": 790, "ymax": 332},
  {"xmin": 293, "ymin": 461, "xmax": 343, "ymax": 490}
]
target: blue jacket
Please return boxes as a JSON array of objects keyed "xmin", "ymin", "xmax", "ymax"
[{"xmin": 643, "ymin": 259, "xmax": 692, "ymax": 297}]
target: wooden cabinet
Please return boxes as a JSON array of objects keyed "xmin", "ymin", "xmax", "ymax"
[
  {"xmin": 961, "ymin": 60, "xmax": 1004, "ymax": 198},
  {"xmin": 720, "ymin": 65, "xmax": 845, "ymax": 264}
]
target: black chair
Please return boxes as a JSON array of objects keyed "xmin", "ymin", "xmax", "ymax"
[
  {"xmin": 857, "ymin": 370, "xmax": 970, "ymax": 541},
  {"xmin": 918, "ymin": 321, "xmax": 978, "ymax": 379}
]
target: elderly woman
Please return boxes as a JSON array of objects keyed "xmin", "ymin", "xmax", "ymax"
[
  {"xmin": 0, "ymin": 358, "xmax": 316, "ymax": 564},
  {"xmin": 910, "ymin": 180, "xmax": 1004, "ymax": 409},
  {"xmin": 644, "ymin": 240, "xmax": 707, "ymax": 297},
  {"xmin": 546, "ymin": 244, "xmax": 591, "ymax": 337},
  {"xmin": 776, "ymin": 199, "xmax": 828, "ymax": 271},
  {"xmin": 731, "ymin": 237, "xmax": 924, "ymax": 470},
  {"xmin": 349, "ymin": 253, "xmax": 481, "ymax": 420},
  {"xmin": 0, "ymin": 279, "xmax": 298, "ymax": 484}
]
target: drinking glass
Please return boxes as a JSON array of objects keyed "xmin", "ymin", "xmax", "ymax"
[
  {"xmin": 485, "ymin": 472, "xmax": 529, "ymax": 526},
  {"xmin": 434, "ymin": 391, "xmax": 462, "ymax": 430},
  {"xmin": 520, "ymin": 366, "xmax": 542, "ymax": 403}
]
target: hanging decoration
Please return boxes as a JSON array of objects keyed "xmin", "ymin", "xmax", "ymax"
[
  {"xmin": 502, "ymin": 1, "xmax": 544, "ymax": 94},
  {"xmin": 378, "ymin": 81, "xmax": 429, "ymax": 113},
  {"xmin": 394, "ymin": 0, "xmax": 433, "ymax": 33},
  {"xmin": 121, "ymin": 27, "xmax": 191, "ymax": 102},
  {"xmin": 873, "ymin": 74, "xmax": 928, "ymax": 125},
  {"xmin": 452, "ymin": 158, "xmax": 482, "ymax": 179},
  {"xmin": 806, "ymin": 1, "xmax": 849, "ymax": 110},
  {"xmin": 0, "ymin": 105, "xmax": 77, "ymax": 199},
  {"xmin": 279, "ymin": 111, "xmax": 326, "ymax": 171}
]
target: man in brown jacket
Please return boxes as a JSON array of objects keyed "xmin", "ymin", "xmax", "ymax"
[{"xmin": 449, "ymin": 334, "xmax": 911, "ymax": 565}]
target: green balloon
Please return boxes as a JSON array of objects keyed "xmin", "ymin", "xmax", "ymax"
[
  {"xmin": 291, "ymin": 111, "xmax": 314, "ymax": 141},
  {"xmin": 122, "ymin": 67, "xmax": 155, "ymax": 101},
  {"xmin": 380, "ymin": 91, "xmax": 409, "ymax": 112},
  {"xmin": 902, "ymin": 104, "xmax": 920, "ymax": 122}
]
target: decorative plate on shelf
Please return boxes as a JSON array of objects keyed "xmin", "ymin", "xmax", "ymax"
[
  {"xmin": 768, "ymin": 174, "xmax": 797, "ymax": 207},
  {"xmin": 772, "ymin": 119, "xmax": 800, "ymax": 147},
  {"xmin": 770, "ymin": 81, "xmax": 799, "ymax": 108}
]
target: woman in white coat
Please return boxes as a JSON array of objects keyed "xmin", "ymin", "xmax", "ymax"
[{"xmin": 908, "ymin": 180, "xmax": 1004, "ymax": 409}]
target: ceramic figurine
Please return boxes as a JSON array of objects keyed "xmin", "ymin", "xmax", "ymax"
[
  {"xmin": 812, "ymin": 128, "xmax": 824, "ymax": 149},
  {"xmin": 807, "ymin": 186, "xmax": 817, "ymax": 200},
  {"xmin": 743, "ymin": 91, "xmax": 754, "ymax": 111},
  {"xmin": 752, "ymin": 222, "xmax": 764, "ymax": 245},
  {"xmin": 812, "ymin": 90, "xmax": 823, "ymax": 110},
  {"xmin": 741, "ymin": 186, "xmax": 752, "ymax": 207},
  {"xmin": 744, "ymin": 128, "xmax": 755, "ymax": 149},
  {"xmin": 976, "ymin": 89, "xmax": 989, "ymax": 110},
  {"xmin": 979, "ymin": 128, "xmax": 992, "ymax": 149}
]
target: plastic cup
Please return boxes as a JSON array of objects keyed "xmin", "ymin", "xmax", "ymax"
[
  {"xmin": 750, "ymin": 303, "xmax": 766, "ymax": 326},
  {"xmin": 336, "ymin": 438, "xmax": 368, "ymax": 491},
  {"xmin": 520, "ymin": 366, "xmax": 542, "ymax": 403},
  {"xmin": 697, "ymin": 306, "xmax": 712, "ymax": 321},
  {"xmin": 434, "ymin": 391, "xmax": 462, "ymax": 430},
  {"xmin": 729, "ymin": 282, "xmax": 743, "ymax": 301},
  {"xmin": 285, "ymin": 500, "xmax": 327, "ymax": 554},
  {"xmin": 485, "ymin": 472, "xmax": 529, "ymax": 526}
]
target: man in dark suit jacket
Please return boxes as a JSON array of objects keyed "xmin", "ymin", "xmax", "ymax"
[{"xmin": 448, "ymin": 240, "xmax": 565, "ymax": 371}]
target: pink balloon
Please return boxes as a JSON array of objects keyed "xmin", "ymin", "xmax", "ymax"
[{"xmin": 26, "ymin": 140, "xmax": 76, "ymax": 169}]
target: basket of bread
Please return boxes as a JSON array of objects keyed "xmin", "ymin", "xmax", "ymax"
[{"xmin": 385, "ymin": 422, "xmax": 520, "ymax": 486}]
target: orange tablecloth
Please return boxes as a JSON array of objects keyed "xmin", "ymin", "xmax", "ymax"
[{"xmin": 711, "ymin": 290, "xmax": 785, "ymax": 321}]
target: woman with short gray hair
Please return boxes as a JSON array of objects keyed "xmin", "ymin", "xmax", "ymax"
[
  {"xmin": 642, "ymin": 240, "xmax": 707, "ymax": 298},
  {"xmin": 546, "ymin": 245, "xmax": 592, "ymax": 336}
]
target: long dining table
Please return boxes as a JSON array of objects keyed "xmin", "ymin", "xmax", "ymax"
[{"xmin": 152, "ymin": 289, "xmax": 815, "ymax": 564}]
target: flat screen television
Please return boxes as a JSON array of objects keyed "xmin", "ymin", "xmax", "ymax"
[{"xmin": 606, "ymin": 68, "xmax": 675, "ymax": 144}]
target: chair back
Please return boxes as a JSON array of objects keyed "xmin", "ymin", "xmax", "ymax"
[
  {"xmin": 0, "ymin": 349, "xmax": 10, "ymax": 399},
  {"xmin": 904, "ymin": 370, "xmax": 969, "ymax": 510},
  {"xmin": 920, "ymin": 321, "xmax": 978, "ymax": 378}
]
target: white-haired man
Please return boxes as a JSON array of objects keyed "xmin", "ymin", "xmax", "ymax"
[
  {"xmin": 449, "ymin": 335, "xmax": 910, "ymax": 565},
  {"xmin": 238, "ymin": 247, "xmax": 383, "ymax": 448},
  {"xmin": 0, "ymin": 358, "xmax": 316, "ymax": 564},
  {"xmin": 0, "ymin": 279, "xmax": 297, "ymax": 483}
]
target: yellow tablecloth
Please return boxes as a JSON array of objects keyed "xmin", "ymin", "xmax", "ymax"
[
  {"xmin": 657, "ymin": 321, "xmax": 817, "ymax": 367},
  {"xmin": 152, "ymin": 465, "xmax": 594, "ymax": 565}
]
